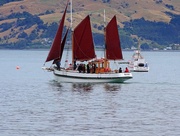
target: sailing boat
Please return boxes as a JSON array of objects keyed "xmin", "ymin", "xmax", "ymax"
[
  {"xmin": 128, "ymin": 41, "xmax": 149, "ymax": 72},
  {"xmin": 43, "ymin": 0, "xmax": 133, "ymax": 83}
]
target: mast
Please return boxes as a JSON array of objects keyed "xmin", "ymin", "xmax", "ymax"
[
  {"xmin": 104, "ymin": 9, "xmax": 106, "ymax": 26},
  {"xmin": 70, "ymin": 0, "xmax": 73, "ymax": 30},
  {"xmin": 70, "ymin": 0, "xmax": 74, "ymax": 65},
  {"xmin": 104, "ymin": 9, "xmax": 107, "ymax": 59},
  {"xmin": 137, "ymin": 38, "xmax": 143, "ymax": 59},
  {"xmin": 138, "ymin": 39, "xmax": 140, "ymax": 58}
]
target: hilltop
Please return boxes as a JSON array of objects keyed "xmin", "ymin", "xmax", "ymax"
[{"xmin": 0, "ymin": 0, "xmax": 180, "ymax": 49}]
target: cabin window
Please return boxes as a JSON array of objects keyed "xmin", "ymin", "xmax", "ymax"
[
  {"xmin": 101, "ymin": 62, "xmax": 104, "ymax": 68},
  {"xmin": 138, "ymin": 63, "xmax": 144, "ymax": 67}
]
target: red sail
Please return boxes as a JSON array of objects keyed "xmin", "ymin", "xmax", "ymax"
[
  {"xmin": 105, "ymin": 16, "xmax": 123, "ymax": 60},
  {"xmin": 73, "ymin": 15, "xmax": 96, "ymax": 61},
  {"xmin": 53, "ymin": 28, "xmax": 69, "ymax": 64},
  {"xmin": 45, "ymin": 1, "xmax": 69, "ymax": 62}
]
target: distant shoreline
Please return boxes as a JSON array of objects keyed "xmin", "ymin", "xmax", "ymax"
[{"xmin": 0, "ymin": 48, "xmax": 180, "ymax": 52}]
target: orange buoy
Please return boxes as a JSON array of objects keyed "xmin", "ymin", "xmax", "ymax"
[{"xmin": 16, "ymin": 66, "xmax": 20, "ymax": 70}]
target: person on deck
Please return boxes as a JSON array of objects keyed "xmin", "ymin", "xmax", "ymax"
[
  {"xmin": 87, "ymin": 64, "xmax": 90, "ymax": 73},
  {"xmin": 53, "ymin": 58, "xmax": 61, "ymax": 70},
  {"xmin": 78, "ymin": 64, "xmax": 82, "ymax": 73},
  {"xmin": 119, "ymin": 67, "xmax": 122, "ymax": 73},
  {"xmin": 92, "ymin": 63, "xmax": 96, "ymax": 73},
  {"xmin": 124, "ymin": 67, "xmax": 129, "ymax": 73},
  {"xmin": 73, "ymin": 60, "xmax": 77, "ymax": 70},
  {"xmin": 82, "ymin": 64, "xmax": 85, "ymax": 73}
]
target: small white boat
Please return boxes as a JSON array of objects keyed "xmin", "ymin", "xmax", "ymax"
[
  {"xmin": 43, "ymin": 0, "xmax": 133, "ymax": 83},
  {"xmin": 128, "ymin": 50, "xmax": 149, "ymax": 72}
]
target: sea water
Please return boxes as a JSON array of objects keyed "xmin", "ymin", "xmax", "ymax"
[{"xmin": 0, "ymin": 50, "xmax": 180, "ymax": 136}]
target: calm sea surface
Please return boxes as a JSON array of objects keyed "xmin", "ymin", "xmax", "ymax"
[{"xmin": 0, "ymin": 50, "xmax": 180, "ymax": 136}]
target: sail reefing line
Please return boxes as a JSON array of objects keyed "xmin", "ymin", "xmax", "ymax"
[{"xmin": 45, "ymin": 0, "xmax": 69, "ymax": 63}]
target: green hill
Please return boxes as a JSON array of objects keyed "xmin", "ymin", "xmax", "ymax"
[{"xmin": 0, "ymin": 0, "xmax": 179, "ymax": 49}]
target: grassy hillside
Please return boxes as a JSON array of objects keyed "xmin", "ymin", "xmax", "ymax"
[
  {"xmin": 0, "ymin": 0, "xmax": 179, "ymax": 49},
  {"xmin": 1, "ymin": 0, "xmax": 179, "ymax": 22}
]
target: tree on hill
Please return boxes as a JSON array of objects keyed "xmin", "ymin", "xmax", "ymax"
[
  {"xmin": 0, "ymin": 0, "xmax": 22, "ymax": 6},
  {"xmin": 123, "ymin": 16, "xmax": 180, "ymax": 45}
]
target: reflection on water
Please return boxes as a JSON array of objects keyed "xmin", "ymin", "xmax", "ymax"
[
  {"xmin": 48, "ymin": 80, "xmax": 64, "ymax": 92},
  {"xmin": 72, "ymin": 83, "xmax": 93, "ymax": 92},
  {"xmin": 49, "ymin": 81, "xmax": 122, "ymax": 93},
  {"xmin": 104, "ymin": 83, "xmax": 121, "ymax": 92}
]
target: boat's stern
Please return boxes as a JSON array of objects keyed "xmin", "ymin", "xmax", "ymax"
[{"xmin": 121, "ymin": 72, "xmax": 133, "ymax": 80}]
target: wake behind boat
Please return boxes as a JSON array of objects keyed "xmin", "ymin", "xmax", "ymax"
[{"xmin": 43, "ymin": 0, "xmax": 133, "ymax": 83}]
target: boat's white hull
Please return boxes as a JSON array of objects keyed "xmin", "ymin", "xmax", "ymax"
[
  {"xmin": 128, "ymin": 59, "xmax": 149, "ymax": 72},
  {"xmin": 53, "ymin": 69, "xmax": 132, "ymax": 83},
  {"xmin": 130, "ymin": 66, "xmax": 149, "ymax": 72}
]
